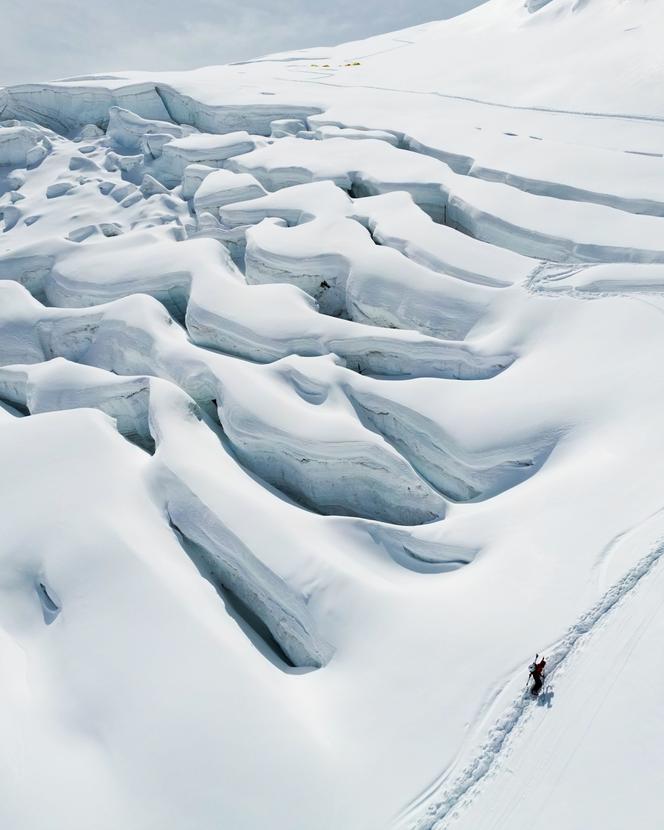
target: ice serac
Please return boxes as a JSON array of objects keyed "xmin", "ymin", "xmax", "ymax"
[
  {"xmin": 154, "ymin": 132, "xmax": 265, "ymax": 187},
  {"xmin": 193, "ymin": 169, "xmax": 267, "ymax": 217},
  {"xmin": 106, "ymin": 105, "xmax": 196, "ymax": 153},
  {"xmin": 226, "ymin": 136, "xmax": 451, "ymax": 221},
  {"xmin": 0, "ymin": 124, "xmax": 52, "ymax": 167},
  {"xmin": 1, "ymin": 82, "xmax": 170, "ymax": 133},
  {"xmin": 182, "ymin": 163, "xmax": 217, "ymax": 199},
  {"xmin": 219, "ymin": 180, "xmax": 354, "ymax": 227},
  {"xmin": 150, "ymin": 85, "xmax": 322, "ymax": 135},
  {"xmin": 243, "ymin": 214, "xmax": 497, "ymax": 337}
]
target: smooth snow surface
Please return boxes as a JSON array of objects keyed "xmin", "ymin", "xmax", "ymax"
[{"xmin": 2, "ymin": 1, "xmax": 664, "ymax": 828}]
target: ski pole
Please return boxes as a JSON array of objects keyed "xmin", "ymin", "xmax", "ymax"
[{"xmin": 525, "ymin": 653, "xmax": 538, "ymax": 690}]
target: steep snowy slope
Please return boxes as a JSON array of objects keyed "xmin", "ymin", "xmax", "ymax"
[{"xmin": 1, "ymin": 1, "xmax": 664, "ymax": 829}]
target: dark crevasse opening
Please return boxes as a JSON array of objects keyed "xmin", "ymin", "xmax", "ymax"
[{"xmin": 170, "ymin": 521, "xmax": 301, "ymax": 672}]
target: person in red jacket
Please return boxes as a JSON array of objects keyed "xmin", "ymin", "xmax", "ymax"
[{"xmin": 530, "ymin": 656, "xmax": 546, "ymax": 696}]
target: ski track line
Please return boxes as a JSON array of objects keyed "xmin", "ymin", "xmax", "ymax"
[
  {"xmin": 483, "ymin": 564, "xmax": 664, "ymax": 830},
  {"xmin": 275, "ymin": 76, "xmax": 664, "ymax": 125},
  {"xmin": 531, "ymin": 576, "xmax": 664, "ymax": 829},
  {"xmin": 394, "ymin": 536, "xmax": 664, "ymax": 830}
]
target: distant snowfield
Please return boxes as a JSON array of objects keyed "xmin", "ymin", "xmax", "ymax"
[{"xmin": 1, "ymin": 1, "xmax": 664, "ymax": 828}]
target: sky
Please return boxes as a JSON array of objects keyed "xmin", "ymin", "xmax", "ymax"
[{"xmin": 1, "ymin": 0, "xmax": 487, "ymax": 87}]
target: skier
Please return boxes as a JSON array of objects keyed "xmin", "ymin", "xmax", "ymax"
[{"xmin": 529, "ymin": 656, "xmax": 546, "ymax": 696}]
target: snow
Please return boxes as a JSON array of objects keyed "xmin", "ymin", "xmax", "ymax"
[
  {"xmin": 0, "ymin": 124, "xmax": 52, "ymax": 166},
  {"xmin": 2, "ymin": 0, "xmax": 664, "ymax": 828},
  {"xmin": 106, "ymin": 105, "xmax": 195, "ymax": 153},
  {"xmin": 408, "ymin": 516, "xmax": 664, "ymax": 830},
  {"xmin": 193, "ymin": 169, "xmax": 267, "ymax": 216}
]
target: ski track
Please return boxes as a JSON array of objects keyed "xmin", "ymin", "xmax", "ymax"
[
  {"xmin": 397, "ymin": 534, "xmax": 664, "ymax": 830},
  {"xmin": 277, "ymin": 74, "xmax": 664, "ymax": 124}
]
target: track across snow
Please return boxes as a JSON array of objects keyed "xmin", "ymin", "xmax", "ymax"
[{"xmin": 399, "ymin": 507, "xmax": 664, "ymax": 830}]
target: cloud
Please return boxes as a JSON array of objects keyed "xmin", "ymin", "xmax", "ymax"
[{"xmin": 1, "ymin": 0, "xmax": 487, "ymax": 86}]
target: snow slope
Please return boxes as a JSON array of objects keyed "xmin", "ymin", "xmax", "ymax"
[
  {"xmin": 2, "ymin": 1, "xmax": 664, "ymax": 828},
  {"xmin": 444, "ymin": 532, "xmax": 664, "ymax": 830}
]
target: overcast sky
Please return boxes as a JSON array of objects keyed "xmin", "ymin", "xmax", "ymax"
[{"xmin": 2, "ymin": 0, "xmax": 486, "ymax": 87}]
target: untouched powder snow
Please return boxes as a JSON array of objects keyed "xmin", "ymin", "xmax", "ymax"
[{"xmin": 2, "ymin": 1, "xmax": 664, "ymax": 828}]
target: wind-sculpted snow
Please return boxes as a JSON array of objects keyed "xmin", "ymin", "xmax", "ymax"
[
  {"xmin": 220, "ymin": 182, "xmax": 533, "ymax": 288},
  {"xmin": 227, "ymin": 136, "xmax": 451, "ymax": 221},
  {"xmin": 0, "ymin": 354, "xmax": 333, "ymax": 669},
  {"xmin": 220, "ymin": 184, "xmax": 506, "ymax": 336},
  {"xmin": 167, "ymin": 495, "xmax": 333, "ymax": 668},
  {"xmin": 3, "ymin": 7, "xmax": 664, "ymax": 825},
  {"xmin": 529, "ymin": 261, "xmax": 664, "ymax": 296},
  {"xmin": 0, "ymin": 359, "xmax": 155, "ymax": 451},
  {"xmin": 347, "ymin": 254, "xmax": 496, "ymax": 340},
  {"xmin": 366, "ymin": 525, "xmax": 477, "ymax": 574},
  {"xmin": 314, "ymin": 125, "xmax": 401, "ymax": 146},
  {"xmin": 3, "ymin": 222, "xmax": 509, "ymax": 379},
  {"xmin": 219, "ymin": 394, "xmax": 447, "ymax": 524},
  {"xmin": 352, "ymin": 192, "xmax": 536, "ymax": 288},
  {"xmin": 151, "ymin": 389, "xmax": 335, "ymax": 669},
  {"xmin": 394, "ymin": 119, "xmax": 664, "ymax": 217},
  {"xmin": 243, "ymin": 213, "xmax": 501, "ymax": 334},
  {"xmin": 446, "ymin": 176, "xmax": 664, "ymax": 264},
  {"xmin": 0, "ymin": 283, "xmax": 449, "ymax": 524},
  {"xmin": 347, "ymin": 390, "xmax": 552, "ymax": 502},
  {"xmin": 228, "ymin": 136, "xmax": 664, "ymax": 265}
]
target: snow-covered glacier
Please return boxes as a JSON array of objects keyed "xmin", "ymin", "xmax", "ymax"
[{"xmin": 2, "ymin": 1, "xmax": 664, "ymax": 828}]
